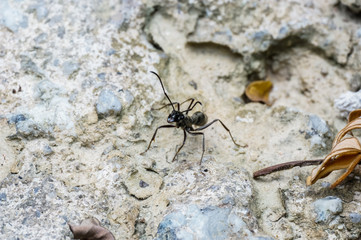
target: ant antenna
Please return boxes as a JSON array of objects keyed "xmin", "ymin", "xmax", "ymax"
[{"xmin": 150, "ymin": 71, "xmax": 175, "ymax": 111}]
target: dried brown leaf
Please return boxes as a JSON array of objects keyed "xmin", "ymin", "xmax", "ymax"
[
  {"xmin": 245, "ymin": 80, "xmax": 273, "ymax": 105},
  {"xmin": 307, "ymin": 137, "xmax": 361, "ymax": 188},
  {"xmin": 348, "ymin": 109, "xmax": 361, "ymax": 123},
  {"xmin": 332, "ymin": 118, "xmax": 361, "ymax": 147},
  {"xmin": 69, "ymin": 218, "xmax": 115, "ymax": 240}
]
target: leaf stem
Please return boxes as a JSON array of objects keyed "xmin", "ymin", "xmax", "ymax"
[{"xmin": 253, "ymin": 159, "xmax": 324, "ymax": 178}]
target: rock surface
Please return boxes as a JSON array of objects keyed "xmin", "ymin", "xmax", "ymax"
[{"xmin": 1, "ymin": 0, "xmax": 361, "ymax": 239}]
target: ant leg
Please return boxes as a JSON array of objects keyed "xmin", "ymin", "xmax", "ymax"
[
  {"xmin": 187, "ymin": 130, "xmax": 205, "ymax": 165},
  {"xmin": 194, "ymin": 119, "xmax": 245, "ymax": 147},
  {"xmin": 184, "ymin": 101, "xmax": 202, "ymax": 115},
  {"xmin": 172, "ymin": 130, "xmax": 187, "ymax": 162},
  {"xmin": 185, "ymin": 98, "xmax": 195, "ymax": 113},
  {"xmin": 142, "ymin": 125, "xmax": 176, "ymax": 154}
]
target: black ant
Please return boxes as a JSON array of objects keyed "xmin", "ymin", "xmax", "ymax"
[{"xmin": 142, "ymin": 71, "xmax": 245, "ymax": 165}]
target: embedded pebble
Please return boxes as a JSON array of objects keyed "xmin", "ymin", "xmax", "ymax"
[
  {"xmin": 62, "ymin": 61, "xmax": 79, "ymax": 77},
  {"xmin": 305, "ymin": 114, "xmax": 333, "ymax": 153},
  {"xmin": 0, "ymin": 0, "xmax": 28, "ymax": 32},
  {"xmin": 8, "ymin": 114, "xmax": 26, "ymax": 124},
  {"xmin": 34, "ymin": 80, "xmax": 61, "ymax": 102},
  {"xmin": 0, "ymin": 45, "xmax": 6, "ymax": 57},
  {"xmin": 35, "ymin": 5, "xmax": 48, "ymax": 21},
  {"xmin": 119, "ymin": 89, "xmax": 134, "ymax": 107},
  {"xmin": 349, "ymin": 212, "xmax": 361, "ymax": 223},
  {"xmin": 20, "ymin": 54, "xmax": 44, "ymax": 78},
  {"xmin": 0, "ymin": 193, "xmax": 6, "ymax": 201},
  {"xmin": 313, "ymin": 196, "xmax": 343, "ymax": 223},
  {"xmin": 156, "ymin": 205, "xmax": 270, "ymax": 240},
  {"xmin": 43, "ymin": 145, "xmax": 53, "ymax": 155},
  {"xmin": 96, "ymin": 90, "xmax": 122, "ymax": 118}
]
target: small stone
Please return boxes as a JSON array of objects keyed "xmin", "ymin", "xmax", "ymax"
[
  {"xmin": 156, "ymin": 205, "xmax": 257, "ymax": 240},
  {"xmin": 62, "ymin": 61, "xmax": 79, "ymax": 77},
  {"xmin": 97, "ymin": 73, "xmax": 106, "ymax": 80},
  {"xmin": 35, "ymin": 210, "xmax": 41, "ymax": 218},
  {"xmin": 8, "ymin": 114, "xmax": 26, "ymax": 124},
  {"xmin": 0, "ymin": 193, "xmax": 6, "ymax": 201},
  {"xmin": 57, "ymin": 26, "xmax": 65, "ymax": 38},
  {"xmin": 0, "ymin": 0, "xmax": 28, "ymax": 32},
  {"xmin": 15, "ymin": 119, "xmax": 45, "ymax": 138},
  {"xmin": 34, "ymin": 80, "xmax": 60, "ymax": 102},
  {"xmin": 0, "ymin": 45, "xmax": 6, "ymax": 57},
  {"xmin": 119, "ymin": 89, "xmax": 134, "ymax": 107},
  {"xmin": 313, "ymin": 196, "xmax": 343, "ymax": 223},
  {"xmin": 349, "ymin": 212, "xmax": 361, "ymax": 223},
  {"xmin": 139, "ymin": 180, "xmax": 149, "ymax": 188},
  {"xmin": 43, "ymin": 145, "xmax": 53, "ymax": 155},
  {"xmin": 35, "ymin": 6, "xmax": 48, "ymax": 21},
  {"xmin": 34, "ymin": 33, "xmax": 48, "ymax": 44},
  {"xmin": 20, "ymin": 55, "xmax": 44, "ymax": 78},
  {"xmin": 96, "ymin": 90, "xmax": 122, "ymax": 118},
  {"xmin": 305, "ymin": 114, "xmax": 333, "ymax": 153},
  {"xmin": 348, "ymin": 74, "xmax": 361, "ymax": 92}
]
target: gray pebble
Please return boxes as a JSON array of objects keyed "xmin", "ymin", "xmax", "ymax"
[
  {"xmin": 305, "ymin": 114, "xmax": 333, "ymax": 152},
  {"xmin": 34, "ymin": 80, "xmax": 60, "ymax": 102},
  {"xmin": 35, "ymin": 6, "xmax": 48, "ymax": 21},
  {"xmin": 8, "ymin": 114, "xmax": 26, "ymax": 124},
  {"xmin": 43, "ymin": 145, "xmax": 53, "ymax": 156},
  {"xmin": 349, "ymin": 212, "xmax": 361, "ymax": 223},
  {"xmin": 0, "ymin": 0, "xmax": 28, "ymax": 32},
  {"xmin": 0, "ymin": 193, "xmax": 6, "ymax": 201},
  {"xmin": 97, "ymin": 72, "xmax": 106, "ymax": 80},
  {"xmin": 16, "ymin": 119, "xmax": 45, "ymax": 138},
  {"xmin": 0, "ymin": 45, "xmax": 6, "ymax": 57},
  {"xmin": 35, "ymin": 210, "xmax": 41, "ymax": 218},
  {"xmin": 62, "ymin": 61, "xmax": 79, "ymax": 77},
  {"xmin": 139, "ymin": 180, "xmax": 149, "ymax": 188},
  {"xmin": 57, "ymin": 26, "xmax": 65, "ymax": 38},
  {"xmin": 20, "ymin": 55, "xmax": 44, "ymax": 78},
  {"xmin": 96, "ymin": 90, "xmax": 122, "ymax": 118},
  {"xmin": 156, "ymin": 205, "xmax": 258, "ymax": 240},
  {"xmin": 34, "ymin": 33, "xmax": 48, "ymax": 44},
  {"xmin": 313, "ymin": 196, "xmax": 343, "ymax": 223}
]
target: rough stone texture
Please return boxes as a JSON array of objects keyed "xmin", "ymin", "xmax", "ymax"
[
  {"xmin": 313, "ymin": 196, "xmax": 343, "ymax": 224},
  {"xmin": 341, "ymin": 0, "xmax": 361, "ymax": 13},
  {"xmin": 1, "ymin": 0, "xmax": 361, "ymax": 239},
  {"xmin": 334, "ymin": 90, "xmax": 361, "ymax": 118},
  {"xmin": 124, "ymin": 168, "xmax": 163, "ymax": 200}
]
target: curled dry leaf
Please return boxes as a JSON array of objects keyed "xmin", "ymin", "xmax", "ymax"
[
  {"xmin": 306, "ymin": 111, "xmax": 361, "ymax": 188},
  {"xmin": 69, "ymin": 218, "xmax": 115, "ymax": 240},
  {"xmin": 245, "ymin": 80, "xmax": 273, "ymax": 105},
  {"xmin": 254, "ymin": 109, "xmax": 361, "ymax": 188}
]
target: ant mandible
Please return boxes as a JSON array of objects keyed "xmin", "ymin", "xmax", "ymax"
[{"xmin": 142, "ymin": 71, "xmax": 244, "ymax": 165}]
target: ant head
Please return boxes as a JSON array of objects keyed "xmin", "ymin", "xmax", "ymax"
[{"xmin": 167, "ymin": 110, "xmax": 184, "ymax": 123}]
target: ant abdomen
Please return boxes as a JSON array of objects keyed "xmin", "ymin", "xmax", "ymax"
[{"xmin": 191, "ymin": 111, "xmax": 208, "ymax": 126}]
